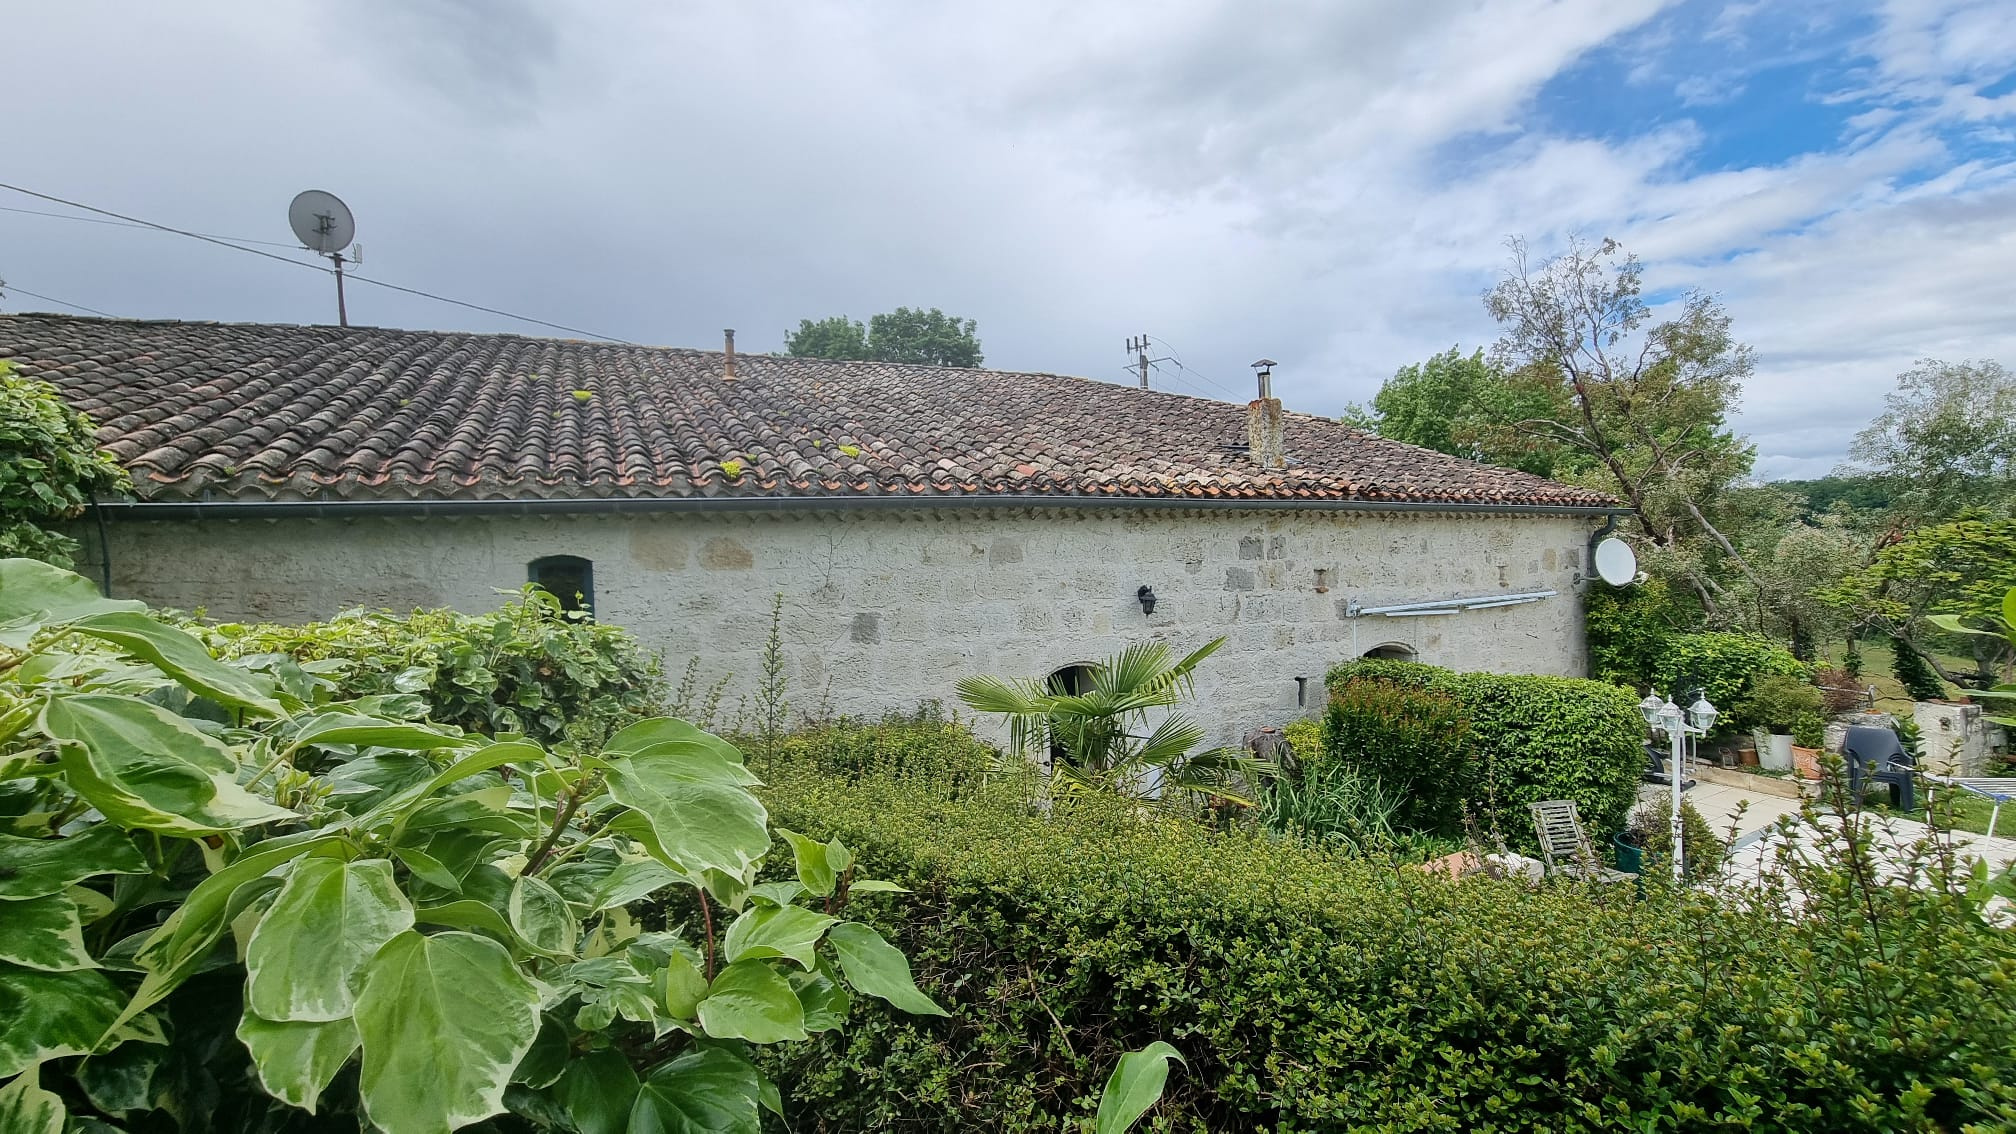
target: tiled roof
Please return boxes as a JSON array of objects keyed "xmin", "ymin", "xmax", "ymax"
[{"xmin": 0, "ymin": 314, "xmax": 1615, "ymax": 509}]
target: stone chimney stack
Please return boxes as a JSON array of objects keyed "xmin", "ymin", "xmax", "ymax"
[
  {"xmin": 1247, "ymin": 358, "xmax": 1285, "ymax": 469},
  {"xmin": 723, "ymin": 329, "xmax": 738, "ymax": 382}
]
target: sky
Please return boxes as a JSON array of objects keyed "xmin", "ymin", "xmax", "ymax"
[{"xmin": 3, "ymin": 1, "xmax": 2012, "ymax": 480}]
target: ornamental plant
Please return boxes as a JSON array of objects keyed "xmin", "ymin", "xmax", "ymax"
[
  {"xmin": 0, "ymin": 360, "xmax": 129, "ymax": 569},
  {"xmin": 0, "ymin": 558, "xmax": 942, "ymax": 1134}
]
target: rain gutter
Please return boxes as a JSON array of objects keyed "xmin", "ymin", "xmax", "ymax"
[{"xmin": 88, "ymin": 495, "xmax": 1631, "ymax": 521}]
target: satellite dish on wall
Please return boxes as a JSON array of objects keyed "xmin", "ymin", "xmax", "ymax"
[
  {"xmin": 288, "ymin": 190, "xmax": 354, "ymax": 255},
  {"xmin": 1593, "ymin": 537, "xmax": 1639, "ymax": 586}
]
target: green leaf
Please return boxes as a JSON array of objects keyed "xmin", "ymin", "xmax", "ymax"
[
  {"xmin": 826, "ymin": 922, "xmax": 947, "ymax": 1016},
  {"xmin": 0, "ymin": 1062, "xmax": 65, "ymax": 1134},
  {"xmin": 246, "ymin": 857, "xmax": 414, "ymax": 1022},
  {"xmin": 586, "ymin": 859, "xmax": 681, "ymax": 913},
  {"xmin": 1094, "ymin": 1041, "xmax": 1186, "ymax": 1134},
  {"xmin": 790, "ymin": 961, "xmax": 851, "ymax": 1032},
  {"xmin": 695, "ymin": 960, "xmax": 808, "ymax": 1043},
  {"xmin": 396, "ymin": 846, "xmax": 462, "ymax": 892},
  {"xmin": 604, "ymin": 717, "xmax": 750, "ymax": 770},
  {"xmin": 0, "ymin": 557, "xmax": 144, "ymax": 649},
  {"xmin": 0, "ymin": 964, "xmax": 124, "ymax": 1078},
  {"xmin": 353, "ymin": 931, "xmax": 541, "ymax": 1134},
  {"xmin": 605, "ymin": 753, "xmax": 770, "ymax": 878},
  {"xmin": 556, "ymin": 1047, "xmax": 640, "ymax": 1134},
  {"xmin": 77, "ymin": 1038, "xmax": 165, "ymax": 1115},
  {"xmin": 286, "ymin": 710, "xmax": 475, "ymax": 754},
  {"xmin": 661, "ymin": 948, "xmax": 709, "ymax": 1020},
  {"xmin": 512, "ymin": 1014, "xmax": 570, "ymax": 1089},
  {"xmin": 627, "ymin": 1045, "xmax": 763, "ymax": 1134},
  {"xmin": 847, "ymin": 879, "xmax": 910, "ymax": 894},
  {"xmin": 40, "ymin": 693, "xmax": 295, "ymax": 835},
  {"xmin": 776, "ymin": 829, "xmax": 835, "ymax": 896},
  {"xmin": 0, "ymin": 826, "xmax": 148, "ymax": 900},
  {"xmin": 118, "ymin": 831, "xmax": 344, "ymax": 1035},
  {"xmin": 824, "ymin": 837, "xmax": 854, "ymax": 874},
  {"xmin": 413, "ymin": 900, "xmax": 564, "ymax": 959},
  {"xmin": 746, "ymin": 880, "xmax": 808, "ymax": 908},
  {"xmin": 508, "ymin": 873, "xmax": 579, "ymax": 956},
  {"xmin": 67, "ymin": 611, "xmax": 283, "ymax": 716},
  {"xmin": 2003, "ymin": 586, "xmax": 2016, "ymax": 635},
  {"xmin": 720, "ymin": 903, "xmax": 837, "ymax": 969},
  {"xmin": 0, "ymin": 893, "xmax": 96, "ymax": 971},
  {"xmin": 364, "ymin": 741, "xmax": 544, "ymax": 843},
  {"xmin": 236, "ymin": 1014, "xmax": 359, "ymax": 1114}
]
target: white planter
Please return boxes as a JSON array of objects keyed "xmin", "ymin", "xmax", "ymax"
[{"xmin": 1761, "ymin": 732, "xmax": 1794, "ymax": 772}]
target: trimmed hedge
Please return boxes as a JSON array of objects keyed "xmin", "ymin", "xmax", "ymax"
[
  {"xmin": 755, "ymin": 763, "xmax": 2016, "ymax": 1132},
  {"xmin": 1651, "ymin": 631, "xmax": 1807, "ymax": 734},
  {"xmin": 1321, "ymin": 677, "xmax": 1472, "ymax": 833},
  {"xmin": 1324, "ymin": 659, "xmax": 1646, "ymax": 847}
]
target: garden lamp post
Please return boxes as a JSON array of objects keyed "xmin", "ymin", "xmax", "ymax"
[{"xmin": 1640, "ymin": 689, "xmax": 1717, "ymax": 883}]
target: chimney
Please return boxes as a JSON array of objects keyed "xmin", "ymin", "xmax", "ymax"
[
  {"xmin": 1246, "ymin": 358, "xmax": 1284, "ymax": 469},
  {"xmin": 723, "ymin": 329, "xmax": 737, "ymax": 382}
]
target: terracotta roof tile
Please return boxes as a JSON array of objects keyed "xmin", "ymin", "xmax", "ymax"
[{"xmin": 1, "ymin": 314, "xmax": 1616, "ymax": 509}]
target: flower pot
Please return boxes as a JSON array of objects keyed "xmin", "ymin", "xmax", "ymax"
[
  {"xmin": 1737, "ymin": 745, "xmax": 1760, "ymax": 768},
  {"xmin": 1613, "ymin": 833, "xmax": 1644, "ymax": 875},
  {"xmin": 1791, "ymin": 745, "xmax": 1822, "ymax": 781},
  {"xmin": 1761, "ymin": 733, "xmax": 1794, "ymax": 771}
]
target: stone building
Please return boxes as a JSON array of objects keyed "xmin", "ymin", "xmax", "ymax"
[{"xmin": 4, "ymin": 314, "xmax": 1621, "ymax": 740}]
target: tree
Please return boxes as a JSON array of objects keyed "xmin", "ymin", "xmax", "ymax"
[
  {"xmin": 1821, "ymin": 516, "xmax": 2016, "ymax": 689},
  {"xmin": 1844, "ymin": 359, "xmax": 2016, "ymax": 524},
  {"xmin": 1343, "ymin": 346, "xmax": 1569, "ymax": 476},
  {"xmin": 785, "ymin": 316, "xmax": 869, "ymax": 360},
  {"xmin": 1484, "ymin": 236, "xmax": 1759, "ymax": 617},
  {"xmin": 0, "ymin": 360, "xmax": 129, "ymax": 568},
  {"xmin": 786, "ymin": 308, "xmax": 983, "ymax": 368}
]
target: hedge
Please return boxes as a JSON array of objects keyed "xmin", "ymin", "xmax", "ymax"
[
  {"xmin": 1324, "ymin": 659, "xmax": 1646, "ymax": 847},
  {"xmin": 1650, "ymin": 631, "xmax": 1807, "ymax": 735},
  {"xmin": 755, "ymin": 761, "xmax": 2016, "ymax": 1132}
]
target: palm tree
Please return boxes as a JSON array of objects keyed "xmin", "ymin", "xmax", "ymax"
[{"xmin": 955, "ymin": 638, "xmax": 1267, "ymax": 804}]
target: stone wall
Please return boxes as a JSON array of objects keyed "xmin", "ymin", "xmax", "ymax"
[{"xmin": 78, "ymin": 506, "xmax": 1599, "ymax": 743}]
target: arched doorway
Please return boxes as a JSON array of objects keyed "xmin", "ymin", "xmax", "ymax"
[{"xmin": 1362, "ymin": 642, "xmax": 1416, "ymax": 661}]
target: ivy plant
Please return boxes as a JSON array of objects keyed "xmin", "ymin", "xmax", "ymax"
[
  {"xmin": 0, "ymin": 557, "xmax": 943, "ymax": 1133},
  {"xmin": 0, "ymin": 360, "xmax": 129, "ymax": 569}
]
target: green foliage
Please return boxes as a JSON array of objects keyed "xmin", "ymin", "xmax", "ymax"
[
  {"xmin": 1792, "ymin": 710, "xmax": 1828, "ymax": 749},
  {"xmin": 1624, "ymin": 800, "xmax": 1726, "ymax": 879},
  {"xmin": 1847, "ymin": 358, "xmax": 2016, "ymax": 523},
  {"xmin": 199, "ymin": 587, "xmax": 665, "ymax": 747},
  {"xmin": 758, "ymin": 760, "xmax": 2016, "ymax": 1131},
  {"xmin": 1650, "ymin": 631, "xmax": 1807, "ymax": 731},
  {"xmin": 1824, "ymin": 516, "xmax": 2016, "ymax": 688},
  {"xmin": 1279, "ymin": 718, "xmax": 1321, "ymax": 766},
  {"xmin": 770, "ymin": 704, "xmax": 1000, "ymax": 787},
  {"xmin": 1094, "ymin": 1042, "xmax": 1184, "ymax": 1134},
  {"xmin": 1342, "ymin": 346, "xmax": 1568, "ymax": 476},
  {"xmin": 1736, "ymin": 673, "xmax": 1826, "ymax": 733},
  {"xmin": 1317, "ymin": 678, "xmax": 1471, "ymax": 833},
  {"xmin": 0, "ymin": 558, "xmax": 941, "ymax": 1133},
  {"xmin": 1325, "ymin": 659, "xmax": 1645, "ymax": 848},
  {"xmin": 788, "ymin": 307, "xmax": 984, "ymax": 368},
  {"xmin": 1584, "ymin": 575, "xmax": 1690, "ymax": 687},
  {"xmin": 1254, "ymin": 759, "xmax": 1413, "ymax": 856},
  {"xmin": 0, "ymin": 361, "xmax": 129, "ymax": 569},
  {"xmin": 957, "ymin": 639, "xmax": 1263, "ymax": 804},
  {"xmin": 1773, "ymin": 474, "xmax": 1894, "ymax": 518},
  {"xmin": 1893, "ymin": 634, "xmax": 1949, "ymax": 701}
]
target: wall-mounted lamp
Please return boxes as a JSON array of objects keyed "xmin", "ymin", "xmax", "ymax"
[{"xmin": 1136, "ymin": 585, "xmax": 1157, "ymax": 616}]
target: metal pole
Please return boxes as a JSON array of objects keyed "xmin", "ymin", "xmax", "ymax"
[
  {"xmin": 1670, "ymin": 723, "xmax": 1686, "ymax": 883},
  {"xmin": 333, "ymin": 252, "xmax": 348, "ymax": 327}
]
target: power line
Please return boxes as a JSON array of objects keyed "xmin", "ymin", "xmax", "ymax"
[
  {"xmin": 0, "ymin": 183, "xmax": 636, "ymax": 344},
  {"xmin": 0, "ymin": 204, "xmax": 302, "ymax": 248},
  {"xmin": 1145, "ymin": 335, "xmax": 1244, "ymax": 400},
  {"xmin": 0, "ymin": 282, "xmax": 116, "ymax": 318}
]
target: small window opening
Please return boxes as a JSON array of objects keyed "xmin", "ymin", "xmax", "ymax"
[
  {"xmin": 1044, "ymin": 664, "xmax": 1095, "ymax": 769},
  {"xmin": 529, "ymin": 555, "xmax": 595, "ymax": 615},
  {"xmin": 1363, "ymin": 643, "xmax": 1415, "ymax": 661}
]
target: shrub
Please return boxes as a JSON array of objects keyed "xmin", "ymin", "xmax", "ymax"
[
  {"xmin": 1584, "ymin": 575, "xmax": 1687, "ymax": 687},
  {"xmin": 758, "ymin": 767, "xmax": 2016, "ymax": 1132},
  {"xmin": 0, "ymin": 558, "xmax": 942, "ymax": 1133},
  {"xmin": 1814, "ymin": 665, "xmax": 1865, "ymax": 714},
  {"xmin": 1651, "ymin": 631, "xmax": 1807, "ymax": 733},
  {"xmin": 1280, "ymin": 718, "xmax": 1322, "ymax": 767},
  {"xmin": 764, "ymin": 702, "xmax": 1001, "ymax": 788},
  {"xmin": 1891, "ymin": 634, "xmax": 1948, "ymax": 701},
  {"xmin": 1319, "ymin": 678, "xmax": 1472, "ymax": 833},
  {"xmin": 1324, "ymin": 660, "xmax": 1645, "ymax": 848},
  {"xmin": 1738, "ymin": 673, "xmax": 1826, "ymax": 734},
  {"xmin": 1625, "ymin": 799, "xmax": 1727, "ymax": 878},
  {"xmin": 0, "ymin": 361, "xmax": 128, "ymax": 567},
  {"xmin": 1255, "ymin": 759, "xmax": 1414, "ymax": 855},
  {"xmin": 1793, "ymin": 710, "xmax": 1829, "ymax": 750},
  {"xmin": 200, "ymin": 586, "xmax": 665, "ymax": 746}
]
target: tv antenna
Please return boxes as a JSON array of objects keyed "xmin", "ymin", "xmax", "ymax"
[
  {"xmin": 1124, "ymin": 334, "xmax": 1171, "ymax": 390},
  {"xmin": 287, "ymin": 190, "xmax": 359, "ymax": 326}
]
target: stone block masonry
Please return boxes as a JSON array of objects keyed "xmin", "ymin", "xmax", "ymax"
[{"xmin": 81, "ymin": 506, "xmax": 1596, "ymax": 746}]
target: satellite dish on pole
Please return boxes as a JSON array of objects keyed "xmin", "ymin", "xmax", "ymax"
[
  {"xmin": 287, "ymin": 190, "xmax": 356, "ymax": 326},
  {"xmin": 1593, "ymin": 536, "xmax": 1639, "ymax": 586}
]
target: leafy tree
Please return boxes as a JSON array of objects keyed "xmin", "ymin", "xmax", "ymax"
[
  {"xmin": 784, "ymin": 316, "xmax": 869, "ymax": 361},
  {"xmin": 955, "ymin": 639, "xmax": 1261, "ymax": 803},
  {"xmin": 0, "ymin": 360, "xmax": 128, "ymax": 568},
  {"xmin": 1845, "ymin": 358, "xmax": 2016, "ymax": 524},
  {"xmin": 0, "ymin": 558, "xmax": 943, "ymax": 1133},
  {"xmin": 1773, "ymin": 475, "xmax": 1894, "ymax": 519},
  {"xmin": 1484, "ymin": 236, "xmax": 1761, "ymax": 618},
  {"xmin": 788, "ymin": 308, "xmax": 984, "ymax": 368},
  {"xmin": 1822, "ymin": 516, "xmax": 2016, "ymax": 689},
  {"xmin": 1342, "ymin": 347, "xmax": 1569, "ymax": 476}
]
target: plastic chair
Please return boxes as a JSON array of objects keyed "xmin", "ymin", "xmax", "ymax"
[{"xmin": 1841, "ymin": 725, "xmax": 1916, "ymax": 812}]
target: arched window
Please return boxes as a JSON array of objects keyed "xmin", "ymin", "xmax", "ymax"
[
  {"xmin": 529, "ymin": 555, "xmax": 595, "ymax": 615},
  {"xmin": 1043, "ymin": 664, "xmax": 1095, "ymax": 769},
  {"xmin": 1362, "ymin": 643, "xmax": 1415, "ymax": 661}
]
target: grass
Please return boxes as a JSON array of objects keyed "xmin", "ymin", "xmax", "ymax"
[{"xmin": 1868, "ymin": 791, "xmax": 2011, "ymax": 839}]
